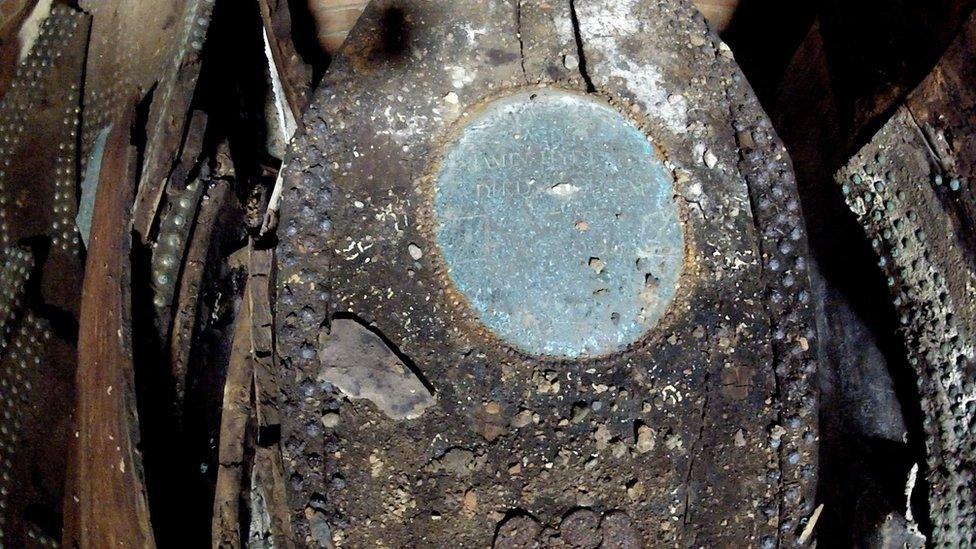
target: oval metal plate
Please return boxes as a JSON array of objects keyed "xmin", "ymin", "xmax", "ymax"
[{"xmin": 434, "ymin": 89, "xmax": 684, "ymax": 358}]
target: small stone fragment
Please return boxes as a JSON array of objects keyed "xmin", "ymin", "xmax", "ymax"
[
  {"xmin": 611, "ymin": 441, "xmax": 629, "ymax": 459},
  {"xmin": 571, "ymin": 402, "xmax": 590, "ymax": 423},
  {"xmin": 734, "ymin": 428, "xmax": 746, "ymax": 447},
  {"xmin": 474, "ymin": 401, "xmax": 508, "ymax": 441},
  {"xmin": 737, "ymin": 130, "xmax": 756, "ymax": 150},
  {"xmin": 593, "ymin": 424, "xmax": 613, "ymax": 450},
  {"xmin": 635, "ymin": 424, "xmax": 656, "ymax": 454},
  {"xmin": 369, "ymin": 453, "xmax": 384, "ymax": 478},
  {"xmin": 408, "ymin": 243, "xmax": 423, "ymax": 260},
  {"xmin": 703, "ymin": 149, "xmax": 718, "ymax": 168},
  {"xmin": 512, "ymin": 409, "xmax": 534, "ymax": 429},
  {"xmin": 321, "ymin": 412, "xmax": 340, "ymax": 428},
  {"xmin": 462, "ymin": 489, "xmax": 478, "ymax": 517},
  {"xmin": 305, "ymin": 506, "xmax": 334, "ymax": 548},
  {"xmin": 626, "ymin": 479, "xmax": 645, "ymax": 501},
  {"xmin": 436, "ymin": 448, "xmax": 475, "ymax": 476},
  {"xmin": 664, "ymin": 431, "xmax": 683, "ymax": 451}
]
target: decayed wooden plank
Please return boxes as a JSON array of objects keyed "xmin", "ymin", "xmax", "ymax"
[
  {"xmin": 118, "ymin": 0, "xmax": 216, "ymax": 242},
  {"xmin": 212, "ymin": 289, "xmax": 254, "ymax": 549},
  {"xmin": 170, "ymin": 181, "xmax": 232, "ymax": 402},
  {"xmin": 170, "ymin": 181, "xmax": 230, "ymax": 398},
  {"xmin": 65, "ymin": 109, "xmax": 156, "ymax": 548},
  {"xmin": 214, "ymin": 247, "xmax": 292, "ymax": 547},
  {"xmin": 258, "ymin": 0, "xmax": 311, "ymax": 122},
  {"xmin": 278, "ymin": 1, "xmax": 817, "ymax": 545},
  {"xmin": 0, "ymin": 8, "xmax": 89, "ymax": 546},
  {"xmin": 247, "ymin": 241, "xmax": 293, "ymax": 544},
  {"xmin": 249, "ymin": 244, "xmax": 280, "ymax": 441},
  {"xmin": 0, "ymin": 0, "xmax": 38, "ymax": 99},
  {"xmin": 251, "ymin": 445, "xmax": 295, "ymax": 548}
]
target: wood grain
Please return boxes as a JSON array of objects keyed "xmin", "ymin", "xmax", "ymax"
[
  {"xmin": 307, "ymin": 0, "xmax": 739, "ymax": 56},
  {"xmin": 65, "ymin": 107, "xmax": 156, "ymax": 548}
]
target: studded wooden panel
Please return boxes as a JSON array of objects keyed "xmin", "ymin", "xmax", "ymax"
[
  {"xmin": 0, "ymin": 309, "xmax": 57, "ymax": 548},
  {"xmin": 0, "ymin": 6, "xmax": 89, "ymax": 546},
  {"xmin": 835, "ymin": 12, "xmax": 976, "ymax": 544},
  {"xmin": 278, "ymin": 0, "xmax": 820, "ymax": 546},
  {"xmin": 0, "ymin": 0, "xmax": 39, "ymax": 102}
]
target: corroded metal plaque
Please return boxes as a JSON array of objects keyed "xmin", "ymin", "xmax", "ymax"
[{"xmin": 434, "ymin": 89, "xmax": 683, "ymax": 357}]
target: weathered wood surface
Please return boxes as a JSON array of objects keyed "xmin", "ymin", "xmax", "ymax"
[
  {"xmin": 250, "ymin": 442, "xmax": 296, "ymax": 548},
  {"xmin": 212, "ymin": 288, "xmax": 254, "ymax": 549},
  {"xmin": 213, "ymin": 243, "xmax": 291, "ymax": 548},
  {"xmin": 307, "ymin": 0, "xmax": 740, "ymax": 55},
  {"xmin": 65, "ymin": 109, "xmax": 156, "ymax": 549},
  {"xmin": 904, "ymin": 18, "xmax": 976, "ymax": 267},
  {"xmin": 250, "ymin": 246, "xmax": 281, "ymax": 440},
  {"xmin": 309, "ymin": 0, "xmax": 369, "ymax": 54},
  {"xmin": 694, "ymin": 0, "xmax": 739, "ymax": 32},
  {"xmin": 260, "ymin": 0, "xmax": 313, "ymax": 121}
]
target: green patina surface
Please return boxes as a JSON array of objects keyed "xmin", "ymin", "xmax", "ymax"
[{"xmin": 434, "ymin": 89, "xmax": 684, "ymax": 358}]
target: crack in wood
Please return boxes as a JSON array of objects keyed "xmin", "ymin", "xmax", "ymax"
[{"xmin": 568, "ymin": 0, "xmax": 595, "ymax": 92}]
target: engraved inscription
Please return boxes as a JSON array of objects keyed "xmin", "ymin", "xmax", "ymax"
[{"xmin": 434, "ymin": 89, "xmax": 684, "ymax": 358}]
